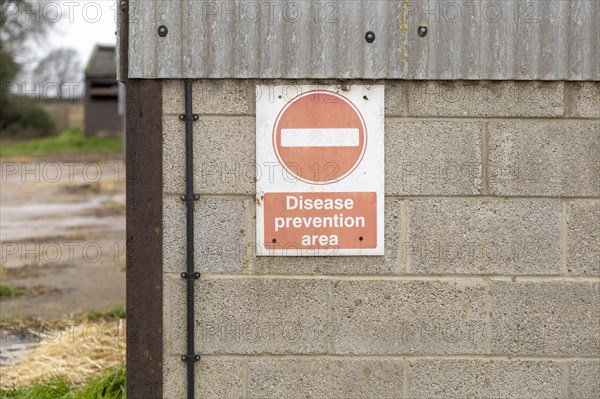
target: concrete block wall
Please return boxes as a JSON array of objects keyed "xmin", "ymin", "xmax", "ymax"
[{"xmin": 161, "ymin": 80, "xmax": 600, "ymax": 398}]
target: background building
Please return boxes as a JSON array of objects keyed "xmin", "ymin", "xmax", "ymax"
[{"xmin": 84, "ymin": 45, "xmax": 122, "ymax": 137}]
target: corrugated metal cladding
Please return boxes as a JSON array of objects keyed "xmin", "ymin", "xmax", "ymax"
[{"xmin": 127, "ymin": 0, "xmax": 599, "ymax": 80}]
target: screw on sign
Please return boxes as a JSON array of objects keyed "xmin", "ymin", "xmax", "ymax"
[{"xmin": 272, "ymin": 90, "xmax": 367, "ymax": 185}]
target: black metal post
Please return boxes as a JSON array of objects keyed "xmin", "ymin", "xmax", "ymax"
[{"xmin": 179, "ymin": 79, "xmax": 200, "ymax": 399}]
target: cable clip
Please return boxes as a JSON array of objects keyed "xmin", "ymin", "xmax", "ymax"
[
  {"xmin": 180, "ymin": 193, "xmax": 200, "ymax": 202},
  {"xmin": 179, "ymin": 113, "xmax": 199, "ymax": 122},
  {"xmin": 181, "ymin": 354, "xmax": 200, "ymax": 363},
  {"xmin": 181, "ymin": 272, "xmax": 200, "ymax": 280}
]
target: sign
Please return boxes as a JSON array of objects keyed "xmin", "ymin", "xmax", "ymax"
[
  {"xmin": 272, "ymin": 90, "xmax": 367, "ymax": 184},
  {"xmin": 256, "ymin": 85, "xmax": 384, "ymax": 256}
]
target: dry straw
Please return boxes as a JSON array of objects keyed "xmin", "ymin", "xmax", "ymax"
[{"xmin": 0, "ymin": 319, "xmax": 126, "ymax": 387}]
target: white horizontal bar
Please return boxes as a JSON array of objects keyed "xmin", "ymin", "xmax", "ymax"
[{"xmin": 281, "ymin": 128, "xmax": 359, "ymax": 147}]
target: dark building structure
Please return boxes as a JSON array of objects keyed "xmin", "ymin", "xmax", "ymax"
[{"xmin": 84, "ymin": 45, "xmax": 122, "ymax": 137}]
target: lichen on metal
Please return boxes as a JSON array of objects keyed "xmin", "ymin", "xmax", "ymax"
[{"xmin": 126, "ymin": 0, "xmax": 599, "ymax": 80}]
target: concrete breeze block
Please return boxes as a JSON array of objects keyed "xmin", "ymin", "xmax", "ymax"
[
  {"xmin": 385, "ymin": 120, "xmax": 482, "ymax": 196},
  {"xmin": 570, "ymin": 360, "xmax": 600, "ymax": 399},
  {"xmin": 409, "ymin": 359, "xmax": 563, "ymax": 399},
  {"xmin": 488, "ymin": 120, "xmax": 600, "ymax": 197},
  {"xmin": 164, "ymin": 277, "xmax": 329, "ymax": 355},
  {"xmin": 163, "ymin": 118, "xmax": 186, "ymax": 195},
  {"xmin": 163, "ymin": 195, "xmax": 249, "ymax": 274},
  {"xmin": 406, "ymin": 81, "xmax": 564, "ymax": 117},
  {"xmin": 491, "ymin": 281, "xmax": 600, "ymax": 356},
  {"xmin": 163, "ymin": 355, "xmax": 243, "ymax": 399},
  {"xmin": 163, "ymin": 79, "xmax": 251, "ymax": 116},
  {"xmin": 198, "ymin": 278, "xmax": 329, "ymax": 355},
  {"xmin": 569, "ymin": 82, "xmax": 600, "ymax": 118},
  {"xmin": 331, "ymin": 280, "xmax": 489, "ymax": 355},
  {"xmin": 384, "ymin": 81, "xmax": 406, "ymax": 116},
  {"xmin": 248, "ymin": 359, "xmax": 404, "ymax": 399},
  {"xmin": 162, "ymin": 116, "xmax": 256, "ymax": 195},
  {"xmin": 405, "ymin": 200, "xmax": 562, "ymax": 275},
  {"xmin": 567, "ymin": 201, "xmax": 600, "ymax": 275}
]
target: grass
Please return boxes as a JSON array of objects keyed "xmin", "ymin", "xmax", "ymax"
[
  {"xmin": 76, "ymin": 365, "xmax": 126, "ymax": 398},
  {"xmin": 85, "ymin": 304, "xmax": 126, "ymax": 321},
  {"xmin": 0, "ymin": 284, "xmax": 21, "ymax": 298},
  {"xmin": 0, "ymin": 314, "xmax": 34, "ymax": 323},
  {"xmin": 0, "ymin": 265, "xmax": 40, "ymax": 280},
  {"xmin": 0, "ymin": 126, "xmax": 121, "ymax": 157},
  {"xmin": 0, "ymin": 364, "xmax": 126, "ymax": 399},
  {"xmin": 0, "ymin": 377, "xmax": 70, "ymax": 399}
]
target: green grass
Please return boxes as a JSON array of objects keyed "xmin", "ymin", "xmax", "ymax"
[
  {"xmin": 75, "ymin": 365, "xmax": 126, "ymax": 398},
  {"xmin": 85, "ymin": 304, "xmax": 126, "ymax": 321},
  {"xmin": 0, "ymin": 314, "xmax": 36, "ymax": 324},
  {"xmin": 0, "ymin": 126, "xmax": 121, "ymax": 157},
  {"xmin": 0, "ymin": 377, "xmax": 70, "ymax": 399},
  {"xmin": 0, "ymin": 364, "xmax": 126, "ymax": 399},
  {"xmin": 0, "ymin": 284, "xmax": 21, "ymax": 298},
  {"xmin": 0, "ymin": 265, "xmax": 39, "ymax": 280}
]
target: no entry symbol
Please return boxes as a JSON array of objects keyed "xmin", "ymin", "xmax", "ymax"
[{"xmin": 273, "ymin": 90, "xmax": 367, "ymax": 184}]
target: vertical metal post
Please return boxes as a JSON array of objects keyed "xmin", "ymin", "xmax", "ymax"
[
  {"xmin": 179, "ymin": 79, "xmax": 200, "ymax": 399},
  {"xmin": 126, "ymin": 79, "xmax": 164, "ymax": 399}
]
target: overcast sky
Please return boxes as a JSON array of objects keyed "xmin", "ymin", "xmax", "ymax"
[{"xmin": 26, "ymin": 1, "xmax": 117, "ymax": 77}]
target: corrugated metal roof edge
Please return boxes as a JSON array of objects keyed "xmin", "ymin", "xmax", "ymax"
[{"xmin": 126, "ymin": 73, "xmax": 600, "ymax": 81}]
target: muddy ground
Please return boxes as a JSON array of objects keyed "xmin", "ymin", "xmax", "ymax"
[{"xmin": 1, "ymin": 154, "xmax": 125, "ymax": 319}]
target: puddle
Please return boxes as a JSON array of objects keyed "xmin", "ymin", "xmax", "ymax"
[
  {"xmin": 0, "ymin": 328, "xmax": 40, "ymax": 366},
  {"xmin": 0, "ymin": 158, "xmax": 126, "ymax": 319},
  {"xmin": 1, "ymin": 194, "xmax": 124, "ymax": 242}
]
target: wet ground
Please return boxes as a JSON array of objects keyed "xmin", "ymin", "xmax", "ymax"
[{"xmin": 0, "ymin": 154, "xmax": 126, "ymax": 319}]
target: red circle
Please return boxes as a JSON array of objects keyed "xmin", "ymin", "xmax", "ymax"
[{"xmin": 273, "ymin": 90, "xmax": 367, "ymax": 185}]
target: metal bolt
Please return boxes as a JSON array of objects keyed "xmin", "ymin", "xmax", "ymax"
[
  {"xmin": 417, "ymin": 25, "xmax": 428, "ymax": 37},
  {"xmin": 158, "ymin": 25, "xmax": 168, "ymax": 37},
  {"xmin": 365, "ymin": 31, "xmax": 376, "ymax": 43}
]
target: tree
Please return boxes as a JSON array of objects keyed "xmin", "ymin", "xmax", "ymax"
[
  {"xmin": 0, "ymin": 0, "xmax": 52, "ymax": 132},
  {"xmin": 1, "ymin": 0, "xmax": 50, "ymax": 48},
  {"xmin": 1, "ymin": 0, "xmax": 53, "ymax": 123},
  {"xmin": 33, "ymin": 48, "xmax": 81, "ymax": 99}
]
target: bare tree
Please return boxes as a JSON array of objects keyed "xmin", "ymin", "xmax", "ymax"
[
  {"xmin": 1, "ymin": 0, "xmax": 52, "ymax": 53},
  {"xmin": 1, "ymin": 0, "xmax": 54, "ymax": 109},
  {"xmin": 33, "ymin": 48, "xmax": 81, "ymax": 99}
]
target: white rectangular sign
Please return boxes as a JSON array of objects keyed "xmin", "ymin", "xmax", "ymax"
[{"xmin": 256, "ymin": 85, "xmax": 384, "ymax": 256}]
